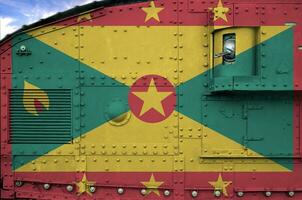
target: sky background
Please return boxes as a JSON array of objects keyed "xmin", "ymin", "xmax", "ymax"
[{"xmin": 0, "ymin": 0, "xmax": 100, "ymax": 39}]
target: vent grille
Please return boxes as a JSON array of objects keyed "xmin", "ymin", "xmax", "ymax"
[{"xmin": 10, "ymin": 89, "xmax": 72, "ymax": 144}]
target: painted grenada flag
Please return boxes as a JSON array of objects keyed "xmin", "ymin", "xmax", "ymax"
[{"xmin": 6, "ymin": 0, "xmax": 300, "ymax": 198}]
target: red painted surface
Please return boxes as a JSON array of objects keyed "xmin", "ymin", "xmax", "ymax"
[
  {"xmin": 1, "ymin": 0, "xmax": 302, "ymax": 199},
  {"xmin": 294, "ymin": 25, "xmax": 302, "ymax": 90},
  {"xmin": 233, "ymin": 4, "xmax": 260, "ymax": 26},
  {"xmin": 56, "ymin": 1, "xmax": 177, "ymax": 26},
  {"xmin": 55, "ymin": 0, "xmax": 302, "ymax": 27},
  {"xmin": 299, "ymin": 95, "xmax": 302, "ymax": 159},
  {"xmin": 294, "ymin": 95, "xmax": 301, "ymax": 158},
  {"xmin": 0, "ymin": 41, "xmax": 12, "ymax": 74},
  {"xmin": 34, "ymin": 99, "xmax": 44, "ymax": 113},
  {"xmin": 128, "ymin": 75, "xmax": 176, "ymax": 123},
  {"xmin": 11, "ymin": 169, "xmax": 302, "ymax": 199},
  {"xmin": 0, "ymin": 72, "xmax": 13, "ymax": 198}
]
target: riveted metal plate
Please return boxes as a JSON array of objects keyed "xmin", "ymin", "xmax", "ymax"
[
  {"xmin": 86, "ymin": 156, "xmax": 175, "ymax": 173},
  {"xmin": 201, "ymin": 98, "xmax": 248, "ymax": 158},
  {"xmin": 260, "ymin": 4, "xmax": 302, "ymax": 26},
  {"xmin": 1, "ymin": 0, "xmax": 302, "ymax": 199},
  {"xmin": 80, "ymin": 86, "xmax": 178, "ymax": 156},
  {"xmin": 79, "ymin": 25, "xmax": 179, "ymax": 87},
  {"xmin": 10, "ymin": 27, "xmax": 81, "ymax": 173},
  {"xmin": 0, "ymin": 41, "xmax": 12, "ymax": 74},
  {"xmin": 246, "ymin": 95, "xmax": 293, "ymax": 157},
  {"xmin": 234, "ymin": 4, "xmax": 261, "ymax": 26},
  {"xmin": 0, "ymin": 73, "xmax": 14, "ymax": 198},
  {"xmin": 202, "ymin": 94, "xmax": 294, "ymax": 158},
  {"xmin": 188, "ymin": 0, "xmax": 218, "ymax": 13}
]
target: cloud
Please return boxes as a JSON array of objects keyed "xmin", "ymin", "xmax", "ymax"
[
  {"xmin": 17, "ymin": 0, "xmax": 97, "ymax": 24},
  {"xmin": 0, "ymin": 0, "xmax": 102, "ymax": 39},
  {"xmin": 61, "ymin": 0, "xmax": 97, "ymax": 8},
  {"xmin": 0, "ymin": 17, "xmax": 18, "ymax": 39},
  {"xmin": 22, "ymin": 5, "xmax": 58, "ymax": 24},
  {"xmin": 27, "ymin": 0, "xmax": 100, "ymax": 23}
]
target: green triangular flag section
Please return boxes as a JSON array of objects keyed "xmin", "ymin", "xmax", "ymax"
[
  {"xmin": 12, "ymin": 34, "xmax": 129, "ymax": 169},
  {"xmin": 177, "ymin": 28, "xmax": 293, "ymax": 170}
]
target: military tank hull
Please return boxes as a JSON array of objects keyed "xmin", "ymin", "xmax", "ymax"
[{"xmin": 1, "ymin": 0, "xmax": 302, "ymax": 199}]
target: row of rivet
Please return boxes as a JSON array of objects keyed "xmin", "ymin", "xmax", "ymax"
[
  {"xmin": 191, "ymin": 190, "xmax": 295, "ymax": 198},
  {"xmin": 14, "ymin": 181, "xmax": 297, "ymax": 198},
  {"xmin": 15, "ymin": 181, "xmax": 171, "ymax": 196}
]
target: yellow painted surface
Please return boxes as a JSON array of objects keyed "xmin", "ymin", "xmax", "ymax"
[
  {"xmin": 140, "ymin": 174, "xmax": 164, "ymax": 196},
  {"xmin": 259, "ymin": 26, "xmax": 291, "ymax": 42},
  {"xmin": 16, "ymin": 155, "xmax": 175, "ymax": 172},
  {"xmin": 77, "ymin": 13, "xmax": 92, "ymax": 22},
  {"xmin": 16, "ymin": 156, "xmax": 78, "ymax": 172},
  {"xmin": 17, "ymin": 25, "xmax": 292, "ymax": 173},
  {"xmin": 213, "ymin": 26, "xmax": 291, "ymax": 67},
  {"xmin": 79, "ymin": 26, "xmax": 178, "ymax": 86},
  {"xmin": 75, "ymin": 174, "xmax": 95, "ymax": 196},
  {"xmin": 80, "ymin": 110, "xmax": 178, "ymax": 157},
  {"xmin": 86, "ymin": 156, "xmax": 174, "ymax": 172},
  {"xmin": 30, "ymin": 26, "xmax": 289, "ymax": 86},
  {"xmin": 132, "ymin": 79, "xmax": 174, "ymax": 116},
  {"xmin": 179, "ymin": 114, "xmax": 290, "ymax": 172},
  {"xmin": 28, "ymin": 26, "xmax": 79, "ymax": 59},
  {"xmin": 23, "ymin": 81, "xmax": 49, "ymax": 116},
  {"xmin": 179, "ymin": 26, "xmax": 210, "ymax": 84},
  {"xmin": 16, "ymin": 110, "xmax": 178, "ymax": 172},
  {"xmin": 208, "ymin": 173, "xmax": 232, "ymax": 197},
  {"xmin": 16, "ymin": 112, "xmax": 289, "ymax": 172},
  {"xmin": 141, "ymin": 1, "xmax": 164, "ymax": 22},
  {"xmin": 31, "ymin": 26, "xmax": 210, "ymax": 85},
  {"xmin": 211, "ymin": 0, "xmax": 230, "ymax": 22}
]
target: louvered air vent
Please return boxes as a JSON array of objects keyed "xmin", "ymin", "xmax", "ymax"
[{"xmin": 9, "ymin": 89, "xmax": 72, "ymax": 144}]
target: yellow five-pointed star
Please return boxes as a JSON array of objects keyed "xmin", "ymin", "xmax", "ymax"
[
  {"xmin": 132, "ymin": 79, "xmax": 173, "ymax": 116},
  {"xmin": 208, "ymin": 173, "xmax": 232, "ymax": 196},
  {"xmin": 77, "ymin": 13, "xmax": 92, "ymax": 22},
  {"xmin": 212, "ymin": 0, "xmax": 230, "ymax": 22},
  {"xmin": 141, "ymin": 174, "xmax": 164, "ymax": 196},
  {"xmin": 142, "ymin": 1, "xmax": 164, "ymax": 22},
  {"xmin": 75, "ymin": 174, "xmax": 95, "ymax": 196}
]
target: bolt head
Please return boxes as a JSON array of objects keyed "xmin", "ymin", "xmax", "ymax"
[
  {"xmin": 15, "ymin": 181, "xmax": 23, "ymax": 187},
  {"xmin": 214, "ymin": 190, "xmax": 221, "ymax": 197},
  {"xmin": 141, "ymin": 189, "xmax": 147, "ymax": 195},
  {"xmin": 191, "ymin": 190, "xmax": 198, "ymax": 198},
  {"xmin": 237, "ymin": 191, "xmax": 244, "ymax": 197},
  {"xmin": 89, "ymin": 186, "xmax": 96, "ymax": 193},
  {"xmin": 288, "ymin": 191, "xmax": 295, "ymax": 197},
  {"xmin": 265, "ymin": 191, "xmax": 272, "ymax": 197},
  {"xmin": 66, "ymin": 185, "xmax": 73, "ymax": 192},
  {"xmin": 43, "ymin": 183, "xmax": 51, "ymax": 190},
  {"xmin": 117, "ymin": 188, "xmax": 124, "ymax": 194},
  {"xmin": 164, "ymin": 190, "xmax": 170, "ymax": 196},
  {"xmin": 20, "ymin": 45, "xmax": 26, "ymax": 51}
]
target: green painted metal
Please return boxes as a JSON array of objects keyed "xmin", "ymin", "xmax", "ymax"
[
  {"xmin": 259, "ymin": 28, "xmax": 293, "ymax": 89},
  {"xmin": 177, "ymin": 28, "xmax": 294, "ymax": 170},
  {"xmin": 81, "ymin": 87, "xmax": 129, "ymax": 134},
  {"xmin": 10, "ymin": 89, "xmax": 72, "ymax": 144},
  {"xmin": 12, "ymin": 34, "xmax": 128, "ymax": 169},
  {"xmin": 12, "ymin": 28, "xmax": 294, "ymax": 170},
  {"xmin": 210, "ymin": 28, "xmax": 293, "ymax": 91}
]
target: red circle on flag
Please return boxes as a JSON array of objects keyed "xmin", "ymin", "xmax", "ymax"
[{"xmin": 128, "ymin": 75, "xmax": 176, "ymax": 123}]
